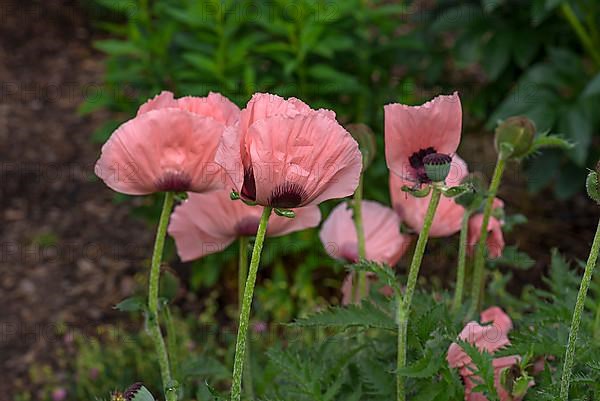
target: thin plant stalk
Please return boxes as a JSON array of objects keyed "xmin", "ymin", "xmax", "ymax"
[
  {"xmin": 452, "ymin": 211, "xmax": 471, "ymax": 315},
  {"xmin": 353, "ymin": 173, "xmax": 368, "ymax": 300},
  {"xmin": 230, "ymin": 207, "xmax": 272, "ymax": 401},
  {"xmin": 468, "ymin": 154, "xmax": 507, "ymax": 317},
  {"xmin": 164, "ymin": 305, "xmax": 179, "ymax": 384},
  {"xmin": 148, "ymin": 192, "xmax": 177, "ymax": 401},
  {"xmin": 397, "ymin": 186, "xmax": 442, "ymax": 401},
  {"xmin": 238, "ymin": 236, "xmax": 255, "ymax": 400},
  {"xmin": 559, "ymin": 218, "xmax": 600, "ymax": 400}
]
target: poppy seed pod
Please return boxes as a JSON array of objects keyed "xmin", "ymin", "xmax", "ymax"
[
  {"xmin": 494, "ymin": 116, "xmax": 536, "ymax": 159},
  {"xmin": 423, "ymin": 153, "xmax": 452, "ymax": 183}
]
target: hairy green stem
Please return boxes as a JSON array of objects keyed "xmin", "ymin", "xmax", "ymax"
[
  {"xmin": 397, "ymin": 186, "xmax": 442, "ymax": 401},
  {"xmin": 148, "ymin": 192, "xmax": 177, "ymax": 401},
  {"xmin": 164, "ymin": 306, "xmax": 179, "ymax": 383},
  {"xmin": 230, "ymin": 207, "xmax": 272, "ymax": 401},
  {"xmin": 452, "ymin": 211, "xmax": 471, "ymax": 315},
  {"xmin": 353, "ymin": 174, "xmax": 368, "ymax": 301},
  {"xmin": 468, "ymin": 154, "xmax": 507, "ymax": 318},
  {"xmin": 559, "ymin": 218, "xmax": 600, "ymax": 400},
  {"xmin": 561, "ymin": 2, "xmax": 600, "ymax": 68},
  {"xmin": 238, "ymin": 236, "xmax": 255, "ymax": 400}
]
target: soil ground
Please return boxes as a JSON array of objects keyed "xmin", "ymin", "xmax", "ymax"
[{"xmin": 1, "ymin": 1, "xmax": 598, "ymax": 400}]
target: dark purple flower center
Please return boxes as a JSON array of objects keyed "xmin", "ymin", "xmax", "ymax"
[
  {"xmin": 155, "ymin": 170, "xmax": 192, "ymax": 192},
  {"xmin": 268, "ymin": 182, "xmax": 306, "ymax": 208},
  {"xmin": 235, "ymin": 216, "xmax": 260, "ymax": 236},
  {"xmin": 408, "ymin": 146, "xmax": 436, "ymax": 183},
  {"xmin": 241, "ymin": 166, "xmax": 257, "ymax": 201}
]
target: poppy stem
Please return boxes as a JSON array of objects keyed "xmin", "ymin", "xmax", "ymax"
[
  {"xmin": 560, "ymin": 217, "xmax": 600, "ymax": 400},
  {"xmin": 468, "ymin": 153, "xmax": 507, "ymax": 318},
  {"xmin": 231, "ymin": 207, "xmax": 272, "ymax": 401},
  {"xmin": 353, "ymin": 174, "xmax": 368, "ymax": 300},
  {"xmin": 238, "ymin": 236, "xmax": 255, "ymax": 400},
  {"xmin": 148, "ymin": 191, "xmax": 177, "ymax": 401},
  {"xmin": 452, "ymin": 210, "xmax": 471, "ymax": 315},
  {"xmin": 397, "ymin": 185, "xmax": 442, "ymax": 401}
]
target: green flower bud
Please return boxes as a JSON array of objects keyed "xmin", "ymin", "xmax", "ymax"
[
  {"xmin": 494, "ymin": 116, "xmax": 536, "ymax": 159},
  {"xmin": 230, "ymin": 190, "xmax": 240, "ymax": 200},
  {"xmin": 346, "ymin": 123, "xmax": 377, "ymax": 171},
  {"xmin": 423, "ymin": 153, "xmax": 452, "ymax": 183},
  {"xmin": 586, "ymin": 170, "xmax": 600, "ymax": 204}
]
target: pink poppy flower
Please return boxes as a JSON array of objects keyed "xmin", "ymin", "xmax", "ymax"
[
  {"xmin": 319, "ymin": 201, "xmax": 411, "ymax": 266},
  {"xmin": 215, "ymin": 93, "xmax": 362, "ymax": 208},
  {"xmin": 319, "ymin": 201, "xmax": 411, "ymax": 304},
  {"xmin": 389, "ymin": 155, "xmax": 468, "ymax": 237},
  {"xmin": 137, "ymin": 91, "xmax": 240, "ymax": 126},
  {"xmin": 168, "ymin": 190, "xmax": 321, "ymax": 261},
  {"xmin": 468, "ymin": 198, "xmax": 505, "ymax": 259},
  {"xmin": 447, "ymin": 307, "xmax": 532, "ymax": 401},
  {"xmin": 385, "ymin": 92, "xmax": 462, "ymax": 183},
  {"xmin": 95, "ymin": 91, "xmax": 240, "ymax": 195}
]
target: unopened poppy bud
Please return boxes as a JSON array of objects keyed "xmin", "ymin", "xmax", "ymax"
[
  {"xmin": 346, "ymin": 123, "xmax": 376, "ymax": 171},
  {"xmin": 423, "ymin": 153, "xmax": 452, "ymax": 183},
  {"xmin": 494, "ymin": 116, "xmax": 536, "ymax": 159},
  {"xmin": 586, "ymin": 170, "xmax": 600, "ymax": 204}
]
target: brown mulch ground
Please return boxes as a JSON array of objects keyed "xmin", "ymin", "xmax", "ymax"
[
  {"xmin": 0, "ymin": 1, "xmax": 153, "ymax": 398},
  {"xmin": 1, "ymin": 1, "xmax": 599, "ymax": 400}
]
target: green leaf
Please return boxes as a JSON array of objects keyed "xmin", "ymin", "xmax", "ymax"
[
  {"xmin": 114, "ymin": 296, "xmax": 146, "ymax": 312},
  {"xmin": 292, "ymin": 300, "xmax": 396, "ymax": 330},
  {"xmin": 482, "ymin": 31, "xmax": 512, "ymax": 80},
  {"xmin": 349, "ymin": 260, "xmax": 400, "ymax": 295},
  {"xmin": 582, "ymin": 72, "xmax": 600, "ymax": 97},
  {"xmin": 489, "ymin": 246, "xmax": 535, "ymax": 270},
  {"xmin": 182, "ymin": 53, "xmax": 219, "ymax": 75},
  {"xmin": 307, "ymin": 64, "xmax": 361, "ymax": 92},
  {"xmin": 559, "ymin": 107, "xmax": 592, "ymax": 165}
]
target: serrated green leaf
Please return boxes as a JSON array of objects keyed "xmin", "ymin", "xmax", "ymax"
[
  {"xmin": 489, "ymin": 246, "xmax": 535, "ymax": 270},
  {"xmin": 292, "ymin": 300, "xmax": 395, "ymax": 330}
]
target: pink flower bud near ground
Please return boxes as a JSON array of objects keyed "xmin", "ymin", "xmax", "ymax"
[
  {"xmin": 168, "ymin": 189, "xmax": 321, "ymax": 261},
  {"xmin": 447, "ymin": 307, "xmax": 533, "ymax": 401},
  {"xmin": 468, "ymin": 198, "xmax": 505, "ymax": 259},
  {"xmin": 384, "ymin": 92, "xmax": 462, "ymax": 184},
  {"xmin": 390, "ymin": 155, "xmax": 468, "ymax": 237},
  {"xmin": 215, "ymin": 93, "xmax": 363, "ymax": 208},
  {"xmin": 95, "ymin": 91, "xmax": 239, "ymax": 195}
]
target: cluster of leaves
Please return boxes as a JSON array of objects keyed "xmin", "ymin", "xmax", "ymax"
[
  {"xmin": 22, "ymin": 250, "xmax": 600, "ymax": 400},
  {"xmin": 420, "ymin": 0, "xmax": 600, "ymax": 198}
]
